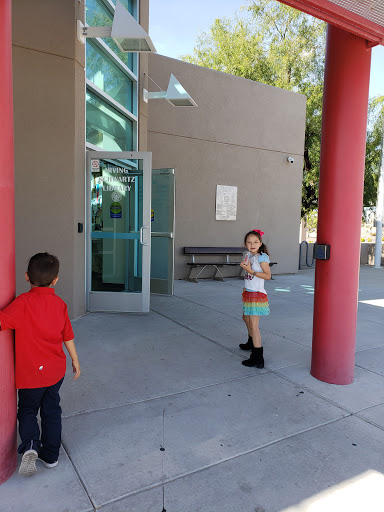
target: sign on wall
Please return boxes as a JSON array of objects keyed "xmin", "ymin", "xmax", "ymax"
[{"xmin": 216, "ymin": 185, "xmax": 237, "ymax": 221}]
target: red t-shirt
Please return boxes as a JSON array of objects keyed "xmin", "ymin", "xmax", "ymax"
[{"xmin": 0, "ymin": 287, "xmax": 74, "ymax": 389}]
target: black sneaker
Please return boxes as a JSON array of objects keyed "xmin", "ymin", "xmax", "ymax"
[{"xmin": 38, "ymin": 457, "xmax": 59, "ymax": 468}]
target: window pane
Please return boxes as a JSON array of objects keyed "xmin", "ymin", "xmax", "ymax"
[
  {"xmin": 86, "ymin": 91, "xmax": 133, "ymax": 151},
  {"xmin": 85, "ymin": 0, "xmax": 135, "ymax": 72},
  {"xmin": 86, "ymin": 41, "xmax": 133, "ymax": 112},
  {"xmin": 91, "ymin": 158, "xmax": 143, "ymax": 293},
  {"xmin": 92, "ymin": 238, "xmax": 142, "ymax": 292},
  {"xmin": 110, "ymin": 0, "xmax": 134, "ymax": 12},
  {"xmin": 85, "ymin": 0, "xmax": 111, "ymax": 26}
]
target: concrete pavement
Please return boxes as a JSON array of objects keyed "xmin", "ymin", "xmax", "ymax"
[{"xmin": 1, "ymin": 265, "xmax": 384, "ymax": 511}]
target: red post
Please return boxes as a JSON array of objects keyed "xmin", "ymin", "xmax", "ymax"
[
  {"xmin": 311, "ymin": 25, "xmax": 371, "ymax": 384},
  {"xmin": 0, "ymin": 0, "xmax": 17, "ymax": 483}
]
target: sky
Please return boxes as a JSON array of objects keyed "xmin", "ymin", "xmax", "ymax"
[{"xmin": 149, "ymin": 0, "xmax": 384, "ymax": 99}]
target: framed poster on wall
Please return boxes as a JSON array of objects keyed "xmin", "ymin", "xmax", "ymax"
[{"xmin": 216, "ymin": 185, "xmax": 237, "ymax": 221}]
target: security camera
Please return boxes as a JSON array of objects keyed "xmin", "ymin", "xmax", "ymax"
[{"xmin": 287, "ymin": 157, "xmax": 294, "ymax": 164}]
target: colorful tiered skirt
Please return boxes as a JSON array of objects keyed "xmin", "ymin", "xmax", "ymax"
[{"xmin": 242, "ymin": 289, "xmax": 270, "ymax": 316}]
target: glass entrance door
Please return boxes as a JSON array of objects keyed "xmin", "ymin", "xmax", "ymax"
[
  {"xmin": 150, "ymin": 169, "xmax": 175, "ymax": 295},
  {"xmin": 86, "ymin": 151, "xmax": 151, "ymax": 313}
]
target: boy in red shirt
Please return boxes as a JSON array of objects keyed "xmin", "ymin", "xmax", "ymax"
[{"xmin": 0, "ymin": 253, "xmax": 81, "ymax": 477}]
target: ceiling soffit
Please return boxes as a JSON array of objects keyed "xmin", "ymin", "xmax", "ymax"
[{"xmin": 277, "ymin": 0, "xmax": 384, "ymax": 45}]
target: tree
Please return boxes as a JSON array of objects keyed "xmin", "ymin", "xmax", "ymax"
[
  {"xmin": 182, "ymin": 0, "xmax": 381, "ymax": 216},
  {"xmin": 364, "ymin": 96, "xmax": 384, "ymax": 210}
]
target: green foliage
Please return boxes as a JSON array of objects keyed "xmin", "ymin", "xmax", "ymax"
[
  {"xmin": 364, "ymin": 96, "xmax": 384, "ymax": 208},
  {"xmin": 182, "ymin": 0, "xmax": 384, "ymax": 217},
  {"xmin": 305, "ymin": 209, "xmax": 318, "ymax": 230}
]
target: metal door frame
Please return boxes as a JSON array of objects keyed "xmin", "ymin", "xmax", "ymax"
[
  {"xmin": 150, "ymin": 168, "xmax": 175, "ymax": 295},
  {"xmin": 86, "ymin": 151, "xmax": 152, "ymax": 313}
]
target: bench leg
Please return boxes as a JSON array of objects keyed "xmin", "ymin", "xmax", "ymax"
[
  {"xmin": 187, "ymin": 265, "xmax": 208, "ymax": 283},
  {"xmin": 187, "ymin": 266, "xmax": 196, "ymax": 283},
  {"xmin": 213, "ymin": 265, "xmax": 225, "ymax": 282}
]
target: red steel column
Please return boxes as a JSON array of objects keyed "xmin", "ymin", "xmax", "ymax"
[
  {"xmin": 0, "ymin": 0, "xmax": 17, "ymax": 483},
  {"xmin": 311, "ymin": 25, "xmax": 371, "ymax": 384}
]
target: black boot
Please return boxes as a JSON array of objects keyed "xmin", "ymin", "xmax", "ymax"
[
  {"xmin": 239, "ymin": 336, "xmax": 253, "ymax": 350},
  {"xmin": 242, "ymin": 347, "xmax": 264, "ymax": 368}
]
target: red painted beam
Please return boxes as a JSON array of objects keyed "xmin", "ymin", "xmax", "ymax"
[
  {"xmin": 278, "ymin": 0, "xmax": 384, "ymax": 45},
  {"xmin": 311, "ymin": 25, "xmax": 371, "ymax": 384},
  {"xmin": 0, "ymin": 0, "xmax": 17, "ymax": 484}
]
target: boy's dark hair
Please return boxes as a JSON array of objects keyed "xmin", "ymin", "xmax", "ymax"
[
  {"xmin": 244, "ymin": 230, "xmax": 270, "ymax": 256},
  {"xmin": 27, "ymin": 253, "xmax": 59, "ymax": 287}
]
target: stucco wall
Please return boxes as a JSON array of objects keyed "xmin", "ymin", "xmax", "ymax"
[
  {"xmin": 12, "ymin": 0, "xmax": 86, "ymax": 318},
  {"xmin": 360, "ymin": 243, "xmax": 384, "ymax": 265},
  {"xmin": 147, "ymin": 55, "xmax": 307, "ymax": 279}
]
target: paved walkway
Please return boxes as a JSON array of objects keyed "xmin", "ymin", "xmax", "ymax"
[{"xmin": 1, "ymin": 266, "xmax": 384, "ymax": 511}]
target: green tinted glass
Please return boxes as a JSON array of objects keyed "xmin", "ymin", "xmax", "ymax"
[
  {"xmin": 110, "ymin": 0, "xmax": 134, "ymax": 11},
  {"xmin": 86, "ymin": 91, "xmax": 133, "ymax": 151},
  {"xmin": 85, "ymin": 0, "xmax": 135, "ymax": 72},
  {"xmin": 86, "ymin": 41, "xmax": 133, "ymax": 112},
  {"xmin": 91, "ymin": 158, "xmax": 143, "ymax": 293},
  {"xmin": 150, "ymin": 170, "xmax": 175, "ymax": 295}
]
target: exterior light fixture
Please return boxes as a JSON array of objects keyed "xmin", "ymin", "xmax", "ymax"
[
  {"xmin": 77, "ymin": 0, "xmax": 156, "ymax": 53},
  {"xmin": 143, "ymin": 74, "xmax": 197, "ymax": 107}
]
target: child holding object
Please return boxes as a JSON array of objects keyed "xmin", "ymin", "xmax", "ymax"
[
  {"xmin": 0, "ymin": 253, "xmax": 81, "ymax": 477},
  {"xmin": 239, "ymin": 229, "xmax": 271, "ymax": 368}
]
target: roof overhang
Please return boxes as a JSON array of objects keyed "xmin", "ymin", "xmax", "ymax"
[{"xmin": 277, "ymin": 0, "xmax": 384, "ymax": 46}]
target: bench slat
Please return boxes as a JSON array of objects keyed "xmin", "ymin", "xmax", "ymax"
[
  {"xmin": 184, "ymin": 247, "xmax": 244, "ymax": 255},
  {"xmin": 187, "ymin": 262, "xmax": 277, "ymax": 266},
  {"xmin": 187, "ymin": 262, "xmax": 239, "ymax": 266}
]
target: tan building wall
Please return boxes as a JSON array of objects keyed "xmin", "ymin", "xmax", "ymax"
[
  {"xmin": 12, "ymin": 0, "xmax": 86, "ymax": 318},
  {"xmin": 11, "ymin": 0, "xmax": 305, "ymax": 313},
  {"xmin": 360, "ymin": 243, "xmax": 384, "ymax": 265},
  {"xmin": 147, "ymin": 55, "xmax": 306, "ymax": 278}
]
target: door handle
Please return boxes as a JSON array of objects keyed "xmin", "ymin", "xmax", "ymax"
[{"xmin": 140, "ymin": 226, "xmax": 149, "ymax": 246}]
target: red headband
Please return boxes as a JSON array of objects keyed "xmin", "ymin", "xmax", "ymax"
[{"xmin": 253, "ymin": 229, "xmax": 264, "ymax": 238}]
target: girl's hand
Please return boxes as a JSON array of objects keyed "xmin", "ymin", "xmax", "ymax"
[{"xmin": 240, "ymin": 261, "xmax": 253, "ymax": 274}]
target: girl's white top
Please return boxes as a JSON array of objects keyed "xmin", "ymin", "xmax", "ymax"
[{"xmin": 244, "ymin": 253, "xmax": 270, "ymax": 294}]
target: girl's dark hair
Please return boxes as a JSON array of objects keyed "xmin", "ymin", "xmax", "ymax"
[
  {"xmin": 27, "ymin": 253, "xmax": 59, "ymax": 287},
  {"xmin": 244, "ymin": 230, "xmax": 269, "ymax": 256}
]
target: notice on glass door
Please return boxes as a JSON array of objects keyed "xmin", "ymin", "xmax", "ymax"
[
  {"xmin": 91, "ymin": 159, "xmax": 100, "ymax": 172},
  {"xmin": 216, "ymin": 185, "xmax": 237, "ymax": 221}
]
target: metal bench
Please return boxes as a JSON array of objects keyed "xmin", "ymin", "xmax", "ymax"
[{"xmin": 184, "ymin": 247, "xmax": 277, "ymax": 283}]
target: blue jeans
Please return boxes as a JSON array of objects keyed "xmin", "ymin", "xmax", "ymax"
[{"xmin": 17, "ymin": 377, "xmax": 64, "ymax": 463}]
